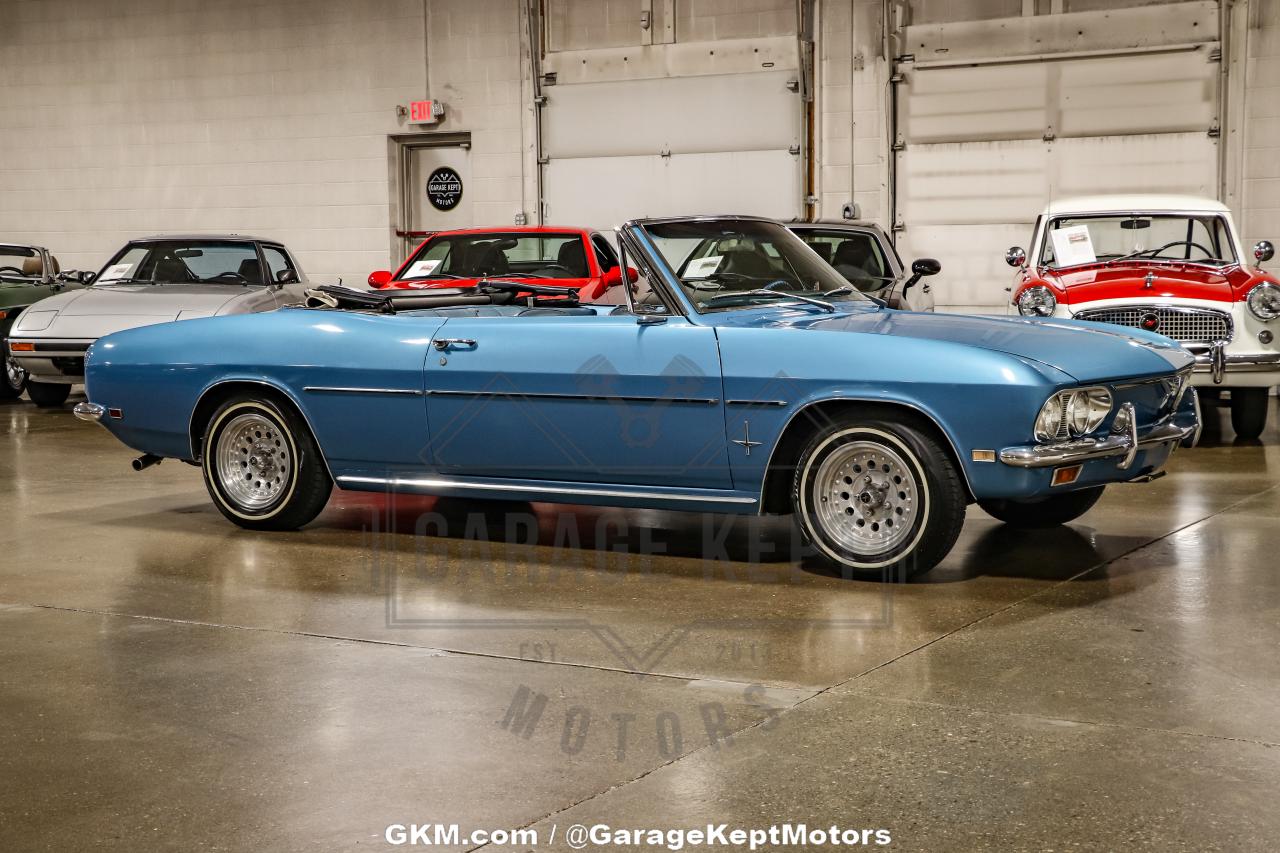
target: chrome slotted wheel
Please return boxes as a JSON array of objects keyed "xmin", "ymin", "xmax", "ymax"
[
  {"xmin": 5, "ymin": 356, "xmax": 25, "ymax": 392},
  {"xmin": 215, "ymin": 412, "xmax": 293, "ymax": 511},
  {"xmin": 812, "ymin": 440, "xmax": 919, "ymax": 555}
]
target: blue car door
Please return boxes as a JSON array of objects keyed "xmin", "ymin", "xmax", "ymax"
[{"xmin": 423, "ymin": 313, "xmax": 732, "ymax": 489}]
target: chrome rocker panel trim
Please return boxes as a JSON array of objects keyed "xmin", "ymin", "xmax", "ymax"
[
  {"xmin": 999, "ymin": 420, "xmax": 1195, "ymax": 469},
  {"xmin": 335, "ymin": 474, "xmax": 758, "ymax": 507}
]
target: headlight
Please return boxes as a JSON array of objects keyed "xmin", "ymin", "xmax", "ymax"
[
  {"xmin": 1034, "ymin": 386, "xmax": 1113, "ymax": 441},
  {"xmin": 1246, "ymin": 282, "xmax": 1280, "ymax": 321},
  {"xmin": 1017, "ymin": 285, "xmax": 1057, "ymax": 317}
]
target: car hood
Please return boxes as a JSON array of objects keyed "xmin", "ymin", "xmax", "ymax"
[
  {"xmin": 15, "ymin": 285, "xmax": 259, "ymax": 339},
  {"xmin": 1043, "ymin": 263, "xmax": 1237, "ymax": 303},
  {"xmin": 716, "ymin": 306, "xmax": 1193, "ymax": 383}
]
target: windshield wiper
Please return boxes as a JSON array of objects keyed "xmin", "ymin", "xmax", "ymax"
[
  {"xmin": 716, "ymin": 289, "xmax": 835, "ymax": 312},
  {"xmin": 95, "ymin": 277, "xmax": 153, "ymax": 285}
]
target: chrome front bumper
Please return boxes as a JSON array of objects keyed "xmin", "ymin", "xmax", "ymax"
[
  {"xmin": 1000, "ymin": 395, "xmax": 1200, "ymax": 470},
  {"xmin": 73, "ymin": 402, "xmax": 105, "ymax": 423},
  {"xmin": 1188, "ymin": 343, "xmax": 1280, "ymax": 384}
]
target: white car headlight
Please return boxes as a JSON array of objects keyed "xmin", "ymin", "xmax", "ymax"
[
  {"xmin": 1034, "ymin": 386, "xmax": 1113, "ymax": 441},
  {"xmin": 1017, "ymin": 285, "xmax": 1057, "ymax": 317},
  {"xmin": 1246, "ymin": 282, "xmax": 1280, "ymax": 321}
]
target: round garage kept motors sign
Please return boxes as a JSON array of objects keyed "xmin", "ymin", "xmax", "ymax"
[{"xmin": 426, "ymin": 167, "xmax": 463, "ymax": 211}]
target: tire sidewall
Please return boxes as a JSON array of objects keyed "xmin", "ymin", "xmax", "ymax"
[
  {"xmin": 202, "ymin": 399, "xmax": 302, "ymax": 521},
  {"xmin": 795, "ymin": 424, "xmax": 934, "ymax": 572}
]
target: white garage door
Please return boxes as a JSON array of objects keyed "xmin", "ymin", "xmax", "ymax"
[
  {"xmin": 541, "ymin": 68, "xmax": 804, "ymax": 229},
  {"xmin": 893, "ymin": 5, "xmax": 1222, "ymax": 313}
]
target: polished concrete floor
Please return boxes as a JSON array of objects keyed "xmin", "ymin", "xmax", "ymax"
[{"xmin": 2, "ymin": 392, "xmax": 1278, "ymax": 852}]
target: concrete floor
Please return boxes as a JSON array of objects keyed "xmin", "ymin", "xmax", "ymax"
[{"xmin": 2, "ymin": 392, "xmax": 1278, "ymax": 852}]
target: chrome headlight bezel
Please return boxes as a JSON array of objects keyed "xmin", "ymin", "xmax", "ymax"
[
  {"xmin": 1017, "ymin": 285, "xmax": 1057, "ymax": 317},
  {"xmin": 1034, "ymin": 386, "xmax": 1114, "ymax": 442},
  {"xmin": 1245, "ymin": 282, "xmax": 1280, "ymax": 321}
]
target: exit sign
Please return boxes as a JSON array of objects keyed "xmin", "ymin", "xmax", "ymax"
[{"xmin": 408, "ymin": 99, "xmax": 443, "ymax": 124}]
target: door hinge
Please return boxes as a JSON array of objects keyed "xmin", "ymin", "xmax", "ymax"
[
  {"xmin": 891, "ymin": 135, "xmax": 906, "ymax": 152},
  {"xmin": 1207, "ymin": 123, "xmax": 1221, "ymax": 138},
  {"xmin": 786, "ymin": 79, "xmax": 800, "ymax": 92},
  {"xmin": 1209, "ymin": 46, "xmax": 1222, "ymax": 62},
  {"xmin": 892, "ymin": 220, "xmax": 906, "ymax": 233},
  {"xmin": 788, "ymin": 144, "xmax": 801, "ymax": 155},
  {"xmin": 541, "ymin": 72, "xmax": 558, "ymax": 87},
  {"xmin": 533, "ymin": 94, "xmax": 548, "ymax": 106}
]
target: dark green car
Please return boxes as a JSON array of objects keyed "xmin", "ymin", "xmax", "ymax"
[{"xmin": 1, "ymin": 244, "xmax": 85, "ymax": 400}]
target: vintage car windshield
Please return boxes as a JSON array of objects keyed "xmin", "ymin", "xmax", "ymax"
[
  {"xmin": 399, "ymin": 233, "xmax": 590, "ymax": 281},
  {"xmin": 793, "ymin": 229, "xmax": 895, "ymax": 292},
  {"xmin": 96, "ymin": 241, "xmax": 265, "ymax": 285},
  {"xmin": 640, "ymin": 219, "xmax": 869, "ymax": 313},
  {"xmin": 0, "ymin": 246, "xmax": 40, "ymax": 280},
  {"xmin": 1039, "ymin": 214, "xmax": 1237, "ymax": 270}
]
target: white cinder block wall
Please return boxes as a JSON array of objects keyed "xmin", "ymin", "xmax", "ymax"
[
  {"xmin": 1, "ymin": 0, "xmax": 1277, "ymax": 285},
  {"xmin": 1241, "ymin": 0, "xmax": 1280, "ymax": 253},
  {"xmin": 0, "ymin": 0, "xmax": 528, "ymax": 285}
]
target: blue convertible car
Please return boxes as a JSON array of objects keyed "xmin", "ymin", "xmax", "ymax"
[{"xmin": 74, "ymin": 217, "xmax": 1200, "ymax": 579}]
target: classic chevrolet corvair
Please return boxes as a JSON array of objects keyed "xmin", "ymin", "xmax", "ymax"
[{"xmin": 75, "ymin": 217, "xmax": 1199, "ymax": 580}]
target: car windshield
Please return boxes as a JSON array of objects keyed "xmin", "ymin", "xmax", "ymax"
[
  {"xmin": 1040, "ymin": 214, "xmax": 1237, "ymax": 270},
  {"xmin": 96, "ymin": 241, "xmax": 265, "ymax": 285},
  {"xmin": 398, "ymin": 233, "xmax": 590, "ymax": 281},
  {"xmin": 0, "ymin": 246, "xmax": 40, "ymax": 280},
  {"xmin": 639, "ymin": 219, "xmax": 870, "ymax": 313},
  {"xmin": 792, "ymin": 228, "xmax": 895, "ymax": 292}
]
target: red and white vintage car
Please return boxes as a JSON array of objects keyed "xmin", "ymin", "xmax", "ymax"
[{"xmin": 1008, "ymin": 195, "xmax": 1279, "ymax": 439}]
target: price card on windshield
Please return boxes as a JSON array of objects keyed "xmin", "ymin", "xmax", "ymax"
[
  {"xmin": 100, "ymin": 263, "xmax": 134, "ymax": 282},
  {"xmin": 404, "ymin": 259, "xmax": 442, "ymax": 278},
  {"xmin": 684, "ymin": 255, "xmax": 723, "ymax": 279},
  {"xmin": 1049, "ymin": 225, "xmax": 1096, "ymax": 267}
]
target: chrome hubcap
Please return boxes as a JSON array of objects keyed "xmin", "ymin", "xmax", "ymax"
[
  {"xmin": 5, "ymin": 357, "xmax": 24, "ymax": 390},
  {"xmin": 215, "ymin": 413, "xmax": 292, "ymax": 510},
  {"xmin": 813, "ymin": 440, "xmax": 919, "ymax": 554}
]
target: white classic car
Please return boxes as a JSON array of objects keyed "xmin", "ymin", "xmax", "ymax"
[
  {"xmin": 7, "ymin": 235, "xmax": 308, "ymax": 407},
  {"xmin": 1007, "ymin": 195, "xmax": 1279, "ymax": 439}
]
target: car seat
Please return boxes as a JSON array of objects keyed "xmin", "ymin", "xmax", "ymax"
[
  {"xmin": 556, "ymin": 240, "xmax": 589, "ymax": 277},
  {"xmin": 21, "ymin": 256, "xmax": 42, "ymax": 276},
  {"xmin": 720, "ymin": 248, "xmax": 773, "ymax": 278},
  {"xmin": 236, "ymin": 258, "xmax": 264, "ymax": 284}
]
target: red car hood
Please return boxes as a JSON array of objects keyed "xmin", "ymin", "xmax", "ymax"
[{"xmin": 1043, "ymin": 262, "xmax": 1241, "ymax": 304}]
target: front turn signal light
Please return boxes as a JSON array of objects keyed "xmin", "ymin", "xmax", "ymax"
[{"xmin": 9, "ymin": 341, "xmax": 34, "ymax": 352}]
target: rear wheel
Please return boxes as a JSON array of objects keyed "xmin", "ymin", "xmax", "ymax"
[
  {"xmin": 0, "ymin": 354, "xmax": 26, "ymax": 399},
  {"xmin": 200, "ymin": 395, "xmax": 332, "ymax": 530},
  {"xmin": 1230, "ymin": 388, "xmax": 1269, "ymax": 441},
  {"xmin": 792, "ymin": 414, "xmax": 966, "ymax": 581},
  {"xmin": 26, "ymin": 380, "xmax": 70, "ymax": 408},
  {"xmin": 979, "ymin": 486, "xmax": 1105, "ymax": 528}
]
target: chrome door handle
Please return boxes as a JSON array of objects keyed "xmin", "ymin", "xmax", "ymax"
[{"xmin": 433, "ymin": 338, "xmax": 477, "ymax": 351}]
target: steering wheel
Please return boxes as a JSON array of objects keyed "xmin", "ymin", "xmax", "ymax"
[
  {"xmin": 760, "ymin": 279, "xmax": 792, "ymax": 291},
  {"xmin": 210, "ymin": 271, "xmax": 248, "ymax": 282},
  {"xmin": 0, "ymin": 266, "xmax": 25, "ymax": 275},
  {"xmin": 1136, "ymin": 240, "xmax": 1216, "ymax": 261}
]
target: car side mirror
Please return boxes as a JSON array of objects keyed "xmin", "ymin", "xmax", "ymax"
[
  {"xmin": 275, "ymin": 269, "xmax": 299, "ymax": 285},
  {"xmin": 603, "ymin": 266, "xmax": 639, "ymax": 288},
  {"xmin": 912, "ymin": 258, "xmax": 941, "ymax": 277},
  {"xmin": 902, "ymin": 258, "xmax": 941, "ymax": 295},
  {"xmin": 368, "ymin": 270, "xmax": 392, "ymax": 289},
  {"xmin": 1255, "ymin": 240, "xmax": 1275, "ymax": 264},
  {"xmin": 61, "ymin": 270, "xmax": 93, "ymax": 284},
  {"xmin": 1005, "ymin": 246, "xmax": 1027, "ymax": 269}
]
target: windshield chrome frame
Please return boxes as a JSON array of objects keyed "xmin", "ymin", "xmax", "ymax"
[
  {"xmin": 1032, "ymin": 210, "xmax": 1243, "ymax": 272},
  {"xmin": 624, "ymin": 215, "xmax": 871, "ymax": 317}
]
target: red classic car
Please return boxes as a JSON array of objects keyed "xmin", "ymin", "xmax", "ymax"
[
  {"xmin": 1007, "ymin": 195, "xmax": 1279, "ymax": 440},
  {"xmin": 368, "ymin": 226, "xmax": 629, "ymax": 302}
]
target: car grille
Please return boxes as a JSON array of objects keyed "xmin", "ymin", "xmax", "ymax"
[{"xmin": 1073, "ymin": 306, "xmax": 1231, "ymax": 344}]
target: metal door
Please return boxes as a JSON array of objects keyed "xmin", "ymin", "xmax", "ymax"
[{"xmin": 399, "ymin": 142, "xmax": 472, "ymax": 261}]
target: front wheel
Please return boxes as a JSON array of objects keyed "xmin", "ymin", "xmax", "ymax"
[
  {"xmin": 1230, "ymin": 388, "xmax": 1269, "ymax": 441},
  {"xmin": 200, "ymin": 396, "xmax": 332, "ymax": 530},
  {"xmin": 26, "ymin": 380, "xmax": 70, "ymax": 408},
  {"xmin": 978, "ymin": 485, "xmax": 1105, "ymax": 528},
  {"xmin": 792, "ymin": 415, "xmax": 967, "ymax": 581},
  {"xmin": 0, "ymin": 355, "xmax": 27, "ymax": 400}
]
